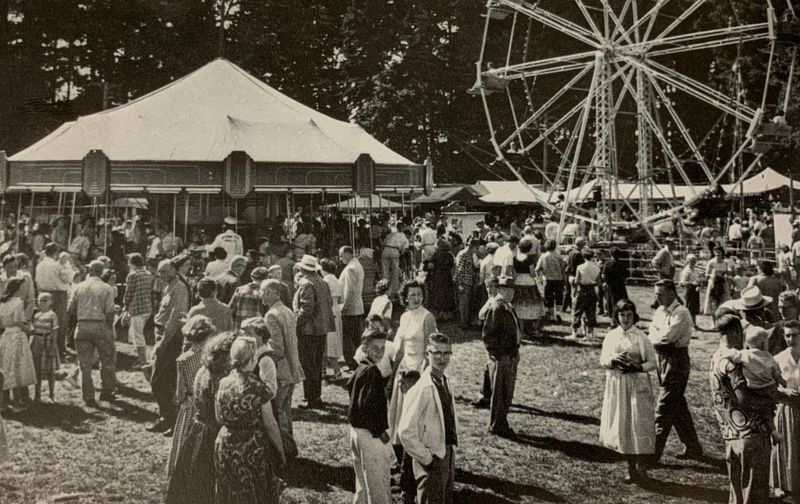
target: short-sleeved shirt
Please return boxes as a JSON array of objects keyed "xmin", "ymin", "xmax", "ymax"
[
  {"xmin": 709, "ymin": 351, "xmax": 772, "ymax": 440},
  {"xmin": 536, "ymin": 251, "xmax": 564, "ymax": 281}
]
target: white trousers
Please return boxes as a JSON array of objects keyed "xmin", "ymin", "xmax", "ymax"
[{"xmin": 350, "ymin": 427, "xmax": 393, "ymax": 504}]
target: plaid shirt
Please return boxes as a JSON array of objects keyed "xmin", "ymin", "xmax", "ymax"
[
  {"xmin": 453, "ymin": 248, "xmax": 476, "ymax": 286},
  {"xmin": 229, "ymin": 281, "xmax": 265, "ymax": 329},
  {"xmin": 124, "ymin": 268, "xmax": 154, "ymax": 316}
]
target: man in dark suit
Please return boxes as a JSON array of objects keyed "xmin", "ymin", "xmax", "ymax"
[{"xmin": 293, "ymin": 254, "xmax": 334, "ymax": 409}]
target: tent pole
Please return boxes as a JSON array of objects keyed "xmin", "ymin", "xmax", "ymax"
[
  {"xmin": 791, "ymin": 171, "xmax": 795, "ymax": 211},
  {"xmin": 0, "ymin": 195, "xmax": 5, "ymax": 223},
  {"xmin": 285, "ymin": 192, "xmax": 290, "ymax": 241},
  {"xmin": 368, "ymin": 195, "xmax": 374, "ymax": 250},
  {"xmin": 172, "ymin": 193, "xmax": 177, "ymax": 254},
  {"xmin": 16, "ymin": 193, "xmax": 22, "ymax": 252},
  {"xmin": 68, "ymin": 191, "xmax": 76, "ymax": 247},
  {"xmin": 154, "ymin": 194, "xmax": 159, "ymax": 227},
  {"xmin": 350, "ymin": 192, "xmax": 355, "ymax": 251},
  {"xmin": 184, "ymin": 192, "xmax": 190, "ymax": 243},
  {"xmin": 401, "ymin": 192, "xmax": 405, "ymax": 222},
  {"xmin": 29, "ymin": 191, "xmax": 34, "ymax": 224},
  {"xmin": 103, "ymin": 191, "xmax": 110, "ymax": 255},
  {"xmin": 235, "ymin": 199, "xmax": 239, "ymax": 235}
]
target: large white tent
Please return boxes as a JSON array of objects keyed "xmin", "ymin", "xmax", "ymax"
[
  {"xmin": 10, "ymin": 58, "xmax": 414, "ymax": 165},
  {"xmin": 551, "ymin": 179, "xmax": 708, "ymax": 203},
  {"xmin": 723, "ymin": 167, "xmax": 796, "ymax": 196},
  {"xmin": 476, "ymin": 181, "xmax": 550, "ymax": 205}
]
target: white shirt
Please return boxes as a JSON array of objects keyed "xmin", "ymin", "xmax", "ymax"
[
  {"xmin": 493, "ymin": 245, "xmax": 514, "ymax": 274},
  {"xmin": 545, "ymin": 222, "xmax": 559, "ymax": 242},
  {"xmin": 649, "ymin": 299, "xmax": 693, "ymax": 348},
  {"xmin": 210, "ymin": 230, "xmax": 244, "ymax": 263},
  {"xmin": 35, "ymin": 256, "xmax": 71, "ymax": 292},
  {"xmin": 728, "ymin": 223, "xmax": 742, "ymax": 241},
  {"xmin": 205, "ymin": 259, "xmax": 228, "ymax": 278},
  {"xmin": 774, "ymin": 348, "xmax": 800, "ymax": 389},
  {"xmin": 792, "ymin": 240, "xmax": 800, "ymax": 258}
]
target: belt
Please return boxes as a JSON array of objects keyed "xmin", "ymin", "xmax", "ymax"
[{"xmin": 78, "ymin": 319, "xmax": 106, "ymax": 323}]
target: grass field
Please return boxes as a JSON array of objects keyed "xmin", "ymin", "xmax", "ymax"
[{"xmin": 0, "ymin": 286, "xmax": 744, "ymax": 504}]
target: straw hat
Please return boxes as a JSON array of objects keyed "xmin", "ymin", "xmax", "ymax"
[
  {"xmin": 733, "ymin": 286, "xmax": 773, "ymax": 311},
  {"xmin": 297, "ymin": 254, "xmax": 320, "ymax": 272}
]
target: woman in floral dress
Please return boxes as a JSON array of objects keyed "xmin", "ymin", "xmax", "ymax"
[{"xmin": 214, "ymin": 337, "xmax": 279, "ymax": 504}]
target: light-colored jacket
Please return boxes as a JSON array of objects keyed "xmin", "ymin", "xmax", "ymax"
[
  {"xmin": 398, "ymin": 368, "xmax": 459, "ymax": 470},
  {"xmin": 339, "ymin": 258, "xmax": 365, "ymax": 316},
  {"xmin": 265, "ymin": 301, "xmax": 304, "ymax": 386}
]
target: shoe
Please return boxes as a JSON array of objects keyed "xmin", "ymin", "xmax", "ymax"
[
  {"xmin": 147, "ymin": 418, "xmax": 171, "ymax": 433},
  {"xmin": 623, "ymin": 475, "xmax": 635, "ymax": 484},
  {"xmin": 489, "ymin": 427, "xmax": 516, "ymax": 439},
  {"xmin": 299, "ymin": 400, "xmax": 324, "ymax": 410},
  {"xmin": 675, "ymin": 447, "xmax": 703, "ymax": 460},
  {"xmin": 99, "ymin": 391, "xmax": 117, "ymax": 402},
  {"xmin": 555, "ymin": 314, "xmax": 563, "ymax": 323},
  {"xmin": 471, "ymin": 398, "xmax": 490, "ymax": 409},
  {"xmin": 770, "ymin": 488, "xmax": 786, "ymax": 499},
  {"xmin": 163, "ymin": 428, "xmax": 174, "ymax": 438},
  {"xmin": 84, "ymin": 399, "xmax": 99, "ymax": 408}
]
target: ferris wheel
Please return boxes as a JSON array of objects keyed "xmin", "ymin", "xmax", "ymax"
[{"xmin": 475, "ymin": 0, "xmax": 796, "ymax": 243}]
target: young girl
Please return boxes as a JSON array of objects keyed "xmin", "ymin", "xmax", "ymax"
[
  {"xmin": 0, "ymin": 278, "xmax": 36, "ymax": 411},
  {"xmin": 368, "ymin": 279, "xmax": 393, "ymax": 335},
  {"xmin": 31, "ymin": 292, "xmax": 60, "ymax": 402}
]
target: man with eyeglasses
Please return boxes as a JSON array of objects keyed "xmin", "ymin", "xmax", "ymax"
[{"xmin": 398, "ymin": 333, "xmax": 458, "ymax": 504}]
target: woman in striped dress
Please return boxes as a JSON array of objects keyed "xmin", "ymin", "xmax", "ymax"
[{"xmin": 166, "ymin": 315, "xmax": 216, "ymax": 476}]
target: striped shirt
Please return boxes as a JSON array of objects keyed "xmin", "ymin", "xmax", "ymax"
[
  {"xmin": 453, "ymin": 248, "xmax": 476, "ymax": 286},
  {"xmin": 535, "ymin": 251, "xmax": 564, "ymax": 281},
  {"xmin": 229, "ymin": 282, "xmax": 264, "ymax": 329}
]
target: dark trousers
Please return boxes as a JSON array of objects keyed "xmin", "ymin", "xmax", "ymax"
[
  {"xmin": 726, "ymin": 433, "xmax": 771, "ymax": 504},
  {"xmin": 298, "ymin": 333, "xmax": 326, "ymax": 403},
  {"xmin": 488, "ymin": 352, "xmax": 519, "ymax": 432},
  {"xmin": 341, "ymin": 315, "xmax": 364, "ymax": 370},
  {"xmin": 654, "ymin": 346, "xmax": 701, "ymax": 459},
  {"xmin": 544, "ymin": 280, "xmax": 564, "ymax": 310},
  {"xmin": 44, "ymin": 290, "xmax": 69, "ymax": 357},
  {"xmin": 415, "ymin": 445, "xmax": 454, "ymax": 504},
  {"xmin": 150, "ymin": 327, "xmax": 183, "ymax": 423},
  {"xmin": 480, "ymin": 365, "xmax": 492, "ymax": 402},
  {"xmin": 561, "ymin": 280, "xmax": 572, "ymax": 311}
]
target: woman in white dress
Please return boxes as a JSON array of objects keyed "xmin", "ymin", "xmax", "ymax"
[
  {"xmin": 0, "ymin": 278, "xmax": 36, "ymax": 411},
  {"xmin": 599, "ymin": 299, "xmax": 657, "ymax": 484},
  {"xmin": 771, "ymin": 319, "xmax": 800, "ymax": 498},
  {"xmin": 387, "ymin": 280, "xmax": 437, "ymax": 502},
  {"xmin": 320, "ymin": 259, "xmax": 344, "ymax": 380}
]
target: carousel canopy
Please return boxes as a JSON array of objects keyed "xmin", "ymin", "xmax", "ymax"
[
  {"xmin": 10, "ymin": 58, "xmax": 414, "ymax": 165},
  {"xmin": 723, "ymin": 167, "xmax": 797, "ymax": 196}
]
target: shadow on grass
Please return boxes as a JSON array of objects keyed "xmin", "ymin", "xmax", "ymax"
[
  {"xmin": 514, "ymin": 433, "xmax": 623, "ymax": 463},
  {"xmin": 283, "ymin": 457, "xmax": 354, "ymax": 492},
  {"xmin": 101, "ymin": 398, "xmax": 159, "ymax": 424},
  {"xmin": 455, "ymin": 468, "xmax": 565, "ymax": 503},
  {"xmin": 115, "ymin": 352, "xmax": 142, "ymax": 372},
  {"xmin": 293, "ymin": 403, "xmax": 349, "ymax": 426},
  {"xmin": 527, "ymin": 334, "xmax": 603, "ymax": 349},
  {"xmin": 115, "ymin": 383, "xmax": 155, "ymax": 403},
  {"xmin": 510, "ymin": 404, "xmax": 600, "ymax": 426},
  {"xmin": 639, "ymin": 477, "xmax": 728, "ymax": 503},
  {"xmin": 657, "ymin": 455, "xmax": 727, "ymax": 476},
  {"xmin": 4, "ymin": 402, "xmax": 101, "ymax": 434}
]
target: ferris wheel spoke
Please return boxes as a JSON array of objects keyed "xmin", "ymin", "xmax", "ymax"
[
  {"xmin": 615, "ymin": 0, "xmax": 669, "ymax": 44},
  {"xmin": 647, "ymin": 32, "xmax": 770, "ymax": 57},
  {"xmin": 638, "ymin": 22, "xmax": 770, "ymax": 54},
  {"xmin": 610, "ymin": 0, "xmax": 636, "ymax": 41},
  {"xmin": 574, "ymin": 0, "xmax": 603, "ymax": 39},
  {"xmin": 599, "ymin": 0, "xmax": 635, "ymax": 46},
  {"xmin": 489, "ymin": 51, "xmax": 595, "ymax": 80},
  {"xmin": 612, "ymin": 62, "xmax": 697, "ymax": 193},
  {"xmin": 651, "ymin": 0, "xmax": 708, "ymax": 42},
  {"xmin": 495, "ymin": 0, "xmax": 600, "ymax": 48},
  {"xmin": 498, "ymin": 63, "xmax": 595, "ymax": 149},
  {"xmin": 646, "ymin": 75, "xmax": 715, "ymax": 181},
  {"xmin": 627, "ymin": 58, "xmax": 753, "ymax": 123}
]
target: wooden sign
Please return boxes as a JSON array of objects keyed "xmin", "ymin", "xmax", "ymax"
[
  {"xmin": 353, "ymin": 153, "xmax": 375, "ymax": 197},
  {"xmin": 0, "ymin": 151, "xmax": 7, "ymax": 194},
  {"xmin": 224, "ymin": 151, "xmax": 253, "ymax": 199},
  {"xmin": 82, "ymin": 150, "xmax": 110, "ymax": 198}
]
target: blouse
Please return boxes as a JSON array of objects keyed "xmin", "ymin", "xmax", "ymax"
[
  {"xmin": 774, "ymin": 349, "xmax": 800, "ymax": 389},
  {"xmin": 600, "ymin": 325, "xmax": 657, "ymax": 373}
]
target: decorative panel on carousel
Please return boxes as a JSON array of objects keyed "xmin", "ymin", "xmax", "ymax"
[
  {"xmin": 110, "ymin": 162, "xmax": 222, "ymax": 188},
  {"xmin": 82, "ymin": 150, "xmax": 111, "ymax": 197},
  {"xmin": 253, "ymin": 163, "xmax": 353, "ymax": 189},
  {"xmin": 223, "ymin": 151, "xmax": 254, "ymax": 199}
]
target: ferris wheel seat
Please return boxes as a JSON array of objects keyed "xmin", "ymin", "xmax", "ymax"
[{"xmin": 469, "ymin": 73, "xmax": 510, "ymax": 95}]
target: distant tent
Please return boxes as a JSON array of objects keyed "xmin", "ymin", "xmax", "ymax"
[
  {"xmin": 476, "ymin": 181, "xmax": 549, "ymax": 205},
  {"xmin": 723, "ymin": 167, "xmax": 796, "ymax": 196},
  {"xmin": 322, "ymin": 195, "xmax": 405, "ymax": 211},
  {"xmin": 413, "ymin": 184, "xmax": 486, "ymax": 205}
]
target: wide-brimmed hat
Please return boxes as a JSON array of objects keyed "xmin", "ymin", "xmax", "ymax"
[
  {"xmin": 297, "ymin": 254, "xmax": 320, "ymax": 272},
  {"xmin": 223, "ymin": 216, "xmax": 238, "ymax": 226},
  {"xmin": 733, "ymin": 286, "xmax": 773, "ymax": 311}
]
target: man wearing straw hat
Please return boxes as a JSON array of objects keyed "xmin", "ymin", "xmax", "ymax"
[{"xmin": 293, "ymin": 254, "xmax": 334, "ymax": 409}]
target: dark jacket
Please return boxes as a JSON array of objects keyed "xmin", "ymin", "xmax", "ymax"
[
  {"xmin": 293, "ymin": 272, "xmax": 335, "ymax": 336},
  {"xmin": 347, "ymin": 360, "xmax": 389, "ymax": 437},
  {"xmin": 481, "ymin": 297, "xmax": 521, "ymax": 356}
]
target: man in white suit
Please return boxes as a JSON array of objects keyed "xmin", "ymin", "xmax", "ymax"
[
  {"xmin": 398, "ymin": 333, "xmax": 458, "ymax": 504},
  {"xmin": 339, "ymin": 245, "xmax": 365, "ymax": 370}
]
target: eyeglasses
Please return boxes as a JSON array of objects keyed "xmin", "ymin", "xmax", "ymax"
[{"xmin": 428, "ymin": 351, "xmax": 452, "ymax": 358}]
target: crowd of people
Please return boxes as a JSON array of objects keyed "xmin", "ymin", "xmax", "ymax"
[{"xmin": 0, "ymin": 205, "xmax": 798, "ymax": 504}]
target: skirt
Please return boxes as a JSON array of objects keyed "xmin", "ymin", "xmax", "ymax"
[
  {"xmin": 513, "ymin": 274, "xmax": 545, "ymax": 321},
  {"xmin": 326, "ymin": 308, "xmax": 344, "ymax": 361},
  {"xmin": 30, "ymin": 333, "xmax": 60, "ymax": 380},
  {"xmin": 167, "ymin": 399, "xmax": 196, "ymax": 477},
  {"xmin": 0, "ymin": 327, "xmax": 37, "ymax": 390},
  {"xmin": 215, "ymin": 427, "xmax": 278, "ymax": 504},
  {"xmin": 599, "ymin": 370, "xmax": 656, "ymax": 455},
  {"xmin": 165, "ymin": 417, "xmax": 219, "ymax": 504},
  {"xmin": 771, "ymin": 403, "xmax": 800, "ymax": 493},
  {"xmin": 684, "ymin": 285, "xmax": 700, "ymax": 316}
]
